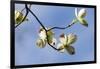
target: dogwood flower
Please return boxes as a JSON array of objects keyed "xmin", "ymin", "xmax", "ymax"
[
  {"xmin": 15, "ymin": 10, "xmax": 28, "ymax": 25},
  {"xmin": 36, "ymin": 28, "xmax": 56, "ymax": 48},
  {"xmin": 75, "ymin": 8, "xmax": 88, "ymax": 27},
  {"xmin": 57, "ymin": 33, "xmax": 77, "ymax": 55}
]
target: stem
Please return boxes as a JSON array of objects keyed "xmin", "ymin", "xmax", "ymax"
[
  {"xmin": 26, "ymin": 5, "xmax": 46, "ymax": 31},
  {"xmin": 21, "ymin": 7, "xmax": 25, "ymax": 13},
  {"xmin": 21, "ymin": 4, "xmax": 32, "ymax": 13},
  {"xmin": 47, "ymin": 21, "xmax": 75, "ymax": 31}
]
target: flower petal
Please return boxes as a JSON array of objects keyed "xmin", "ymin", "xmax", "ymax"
[
  {"xmin": 39, "ymin": 29, "xmax": 46, "ymax": 40},
  {"xmin": 65, "ymin": 46, "xmax": 75, "ymax": 55},
  {"xmin": 78, "ymin": 17, "xmax": 88, "ymax": 27},
  {"xmin": 78, "ymin": 8, "xmax": 86, "ymax": 18},
  {"xmin": 67, "ymin": 33, "xmax": 77, "ymax": 45},
  {"xmin": 59, "ymin": 33, "xmax": 67, "ymax": 45},
  {"xmin": 15, "ymin": 10, "xmax": 24, "ymax": 24},
  {"xmin": 57, "ymin": 43, "xmax": 65, "ymax": 53},
  {"xmin": 47, "ymin": 30, "xmax": 54, "ymax": 36},
  {"xmin": 36, "ymin": 39, "xmax": 46, "ymax": 48},
  {"xmin": 75, "ymin": 8, "xmax": 78, "ymax": 17},
  {"xmin": 50, "ymin": 38, "xmax": 57, "ymax": 46}
]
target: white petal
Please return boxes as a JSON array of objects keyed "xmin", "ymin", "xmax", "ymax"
[
  {"xmin": 36, "ymin": 39, "xmax": 46, "ymax": 48},
  {"xmin": 15, "ymin": 10, "xmax": 20, "ymax": 19},
  {"xmin": 39, "ymin": 30, "xmax": 46, "ymax": 40},
  {"xmin": 57, "ymin": 43, "xmax": 65, "ymax": 53},
  {"xmin": 78, "ymin": 8, "xmax": 86, "ymax": 18},
  {"xmin": 59, "ymin": 34, "xmax": 67, "ymax": 45},
  {"xmin": 75, "ymin": 8, "xmax": 78, "ymax": 17},
  {"xmin": 67, "ymin": 33, "xmax": 77, "ymax": 45}
]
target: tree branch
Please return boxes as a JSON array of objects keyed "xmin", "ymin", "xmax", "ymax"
[
  {"xmin": 47, "ymin": 21, "xmax": 75, "ymax": 31},
  {"xmin": 25, "ymin": 5, "xmax": 47, "ymax": 31}
]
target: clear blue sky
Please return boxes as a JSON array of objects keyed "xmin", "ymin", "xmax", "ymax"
[{"xmin": 15, "ymin": 4, "xmax": 95, "ymax": 65}]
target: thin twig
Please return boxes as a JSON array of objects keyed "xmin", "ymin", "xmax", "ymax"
[
  {"xmin": 21, "ymin": 7, "xmax": 25, "ymax": 12},
  {"xmin": 26, "ymin": 5, "xmax": 46, "ymax": 31},
  {"xmin": 21, "ymin": 4, "xmax": 32, "ymax": 12},
  {"xmin": 47, "ymin": 21, "xmax": 75, "ymax": 31}
]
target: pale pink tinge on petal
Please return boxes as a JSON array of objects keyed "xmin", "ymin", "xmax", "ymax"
[{"xmin": 59, "ymin": 33, "xmax": 67, "ymax": 45}]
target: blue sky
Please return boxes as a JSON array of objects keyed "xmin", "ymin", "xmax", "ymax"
[{"xmin": 15, "ymin": 4, "xmax": 95, "ymax": 65}]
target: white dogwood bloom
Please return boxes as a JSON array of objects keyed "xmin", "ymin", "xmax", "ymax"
[
  {"xmin": 57, "ymin": 33, "xmax": 77, "ymax": 55},
  {"xmin": 36, "ymin": 28, "xmax": 56, "ymax": 48},
  {"xmin": 15, "ymin": 10, "xmax": 28, "ymax": 25},
  {"xmin": 75, "ymin": 8, "xmax": 88, "ymax": 27}
]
